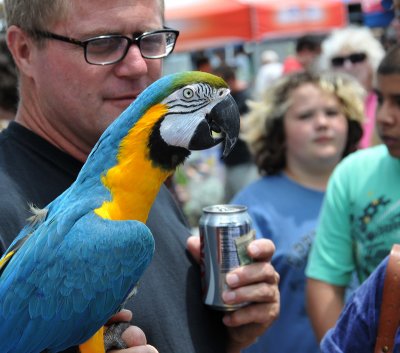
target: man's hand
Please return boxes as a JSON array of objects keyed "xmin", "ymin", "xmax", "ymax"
[
  {"xmin": 187, "ymin": 236, "xmax": 280, "ymax": 353},
  {"xmin": 107, "ymin": 310, "xmax": 159, "ymax": 353}
]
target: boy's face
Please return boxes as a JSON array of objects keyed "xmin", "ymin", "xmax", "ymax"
[{"xmin": 376, "ymin": 74, "xmax": 400, "ymax": 157}]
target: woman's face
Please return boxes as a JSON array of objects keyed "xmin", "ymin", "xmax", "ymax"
[
  {"xmin": 284, "ymin": 83, "xmax": 349, "ymax": 172},
  {"xmin": 331, "ymin": 48, "xmax": 373, "ymax": 91}
]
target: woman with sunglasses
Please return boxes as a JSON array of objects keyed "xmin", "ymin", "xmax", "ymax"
[{"xmin": 319, "ymin": 25, "xmax": 385, "ymax": 148}]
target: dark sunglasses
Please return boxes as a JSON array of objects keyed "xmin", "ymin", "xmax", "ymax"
[{"xmin": 331, "ymin": 52, "xmax": 367, "ymax": 67}]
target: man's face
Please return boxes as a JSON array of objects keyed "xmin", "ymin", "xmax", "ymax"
[
  {"xmin": 30, "ymin": 0, "xmax": 164, "ymax": 155},
  {"xmin": 376, "ymin": 74, "xmax": 400, "ymax": 158}
]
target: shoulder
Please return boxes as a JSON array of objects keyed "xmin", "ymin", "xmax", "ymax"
[
  {"xmin": 232, "ymin": 174, "xmax": 302, "ymax": 210},
  {"xmin": 330, "ymin": 145, "xmax": 388, "ymax": 183},
  {"xmin": 339, "ymin": 145, "xmax": 388, "ymax": 168},
  {"xmin": 232, "ymin": 176, "xmax": 277, "ymax": 203},
  {"xmin": 147, "ymin": 184, "xmax": 190, "ymax": 233}
]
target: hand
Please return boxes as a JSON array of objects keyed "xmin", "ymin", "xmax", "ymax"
[
  {"xmin": 187, "ymin": 237, "xmax": 280, "ymax": 353},
  {"xmin": 107, "ymin": 310, "xmax": 159, "ymax": 353}
]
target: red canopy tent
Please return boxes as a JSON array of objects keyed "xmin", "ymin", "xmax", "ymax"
[{"xmin": 165, "ymin": 0, "xmax": 348, "ymax": 52}]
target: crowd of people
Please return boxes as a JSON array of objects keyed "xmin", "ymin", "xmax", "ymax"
[{"xmin": 1, "ymin": 0, "xmax": 400, "ymax": 352}]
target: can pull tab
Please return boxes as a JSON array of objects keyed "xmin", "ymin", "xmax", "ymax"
[{"xmin": 234, "ymin": 230, "xmax": 256, "ymax": 266}]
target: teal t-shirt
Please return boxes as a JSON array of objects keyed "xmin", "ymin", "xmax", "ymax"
[{"xmin": 306, "ymin": 145, "xmax": 400, "ymax": 285}]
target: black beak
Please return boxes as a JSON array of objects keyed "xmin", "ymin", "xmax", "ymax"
[{"xmin": 188, "ymin": 94, "xmax": 240, "ymax": 158}]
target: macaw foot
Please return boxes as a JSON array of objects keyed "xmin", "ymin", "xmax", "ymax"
[{"xmin": 104, "ymin": 322, "xmax": 130, "ymax": 351}]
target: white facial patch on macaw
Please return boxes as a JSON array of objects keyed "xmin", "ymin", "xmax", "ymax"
[{"xmin": 159, "ymin": 83, "xmax": 230, "ymax": 149}]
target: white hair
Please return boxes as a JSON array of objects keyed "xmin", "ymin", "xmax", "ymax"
[{"xmin": 319, "ymin": 25, "xmax": 385, "ymax": 72}]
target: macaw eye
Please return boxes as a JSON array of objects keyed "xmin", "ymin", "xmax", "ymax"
[
  {"xmin": 218, "ymin": 89, "xmax": 226, "ymax": 97},
  {"xmin": 183, "ymin": 88, "xmax": 195, "ymax": 99}
]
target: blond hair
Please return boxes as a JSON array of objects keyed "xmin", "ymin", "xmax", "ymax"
[
  {"xmin": 243, "ymin": 71, "xmax": 365, "ymax": 175},
  {"xmin": 319, "ymin": 26, "xmax": 385, "ymax": 73}
]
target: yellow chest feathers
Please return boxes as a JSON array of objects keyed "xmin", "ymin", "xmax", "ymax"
[{"xmin": 94, "ymin": 103, "xmax": 170, "ymax": 222}]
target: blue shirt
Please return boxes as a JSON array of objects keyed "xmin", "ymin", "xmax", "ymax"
[{"xmin": 232, "ymin": 173, "xmax": 323, "ymax": 353}]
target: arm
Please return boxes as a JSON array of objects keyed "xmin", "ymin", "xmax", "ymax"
[
  {"xmin": 187, "ymin": 236, "xmax": 280, "ymax": 353},
  {"xmin": 320, "ymin": 257, "xmax": 387, "ymax": 352},
  {"xmin": 306, "ymin": 278, "xmax": 345, "ymax": 342}
]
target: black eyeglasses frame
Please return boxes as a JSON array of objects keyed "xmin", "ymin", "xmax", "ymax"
[{"xmin": 31, "ymin": 27, "xmax": 180, "ymax": 65}]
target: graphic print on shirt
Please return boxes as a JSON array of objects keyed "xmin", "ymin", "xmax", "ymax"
[
  {"xmin": 351, "ymin": 195, "xmax": 400, "ymax": 282},
  {"xmin": 285, "ymin": 230, "xmax": 315, "ymax": 316}
]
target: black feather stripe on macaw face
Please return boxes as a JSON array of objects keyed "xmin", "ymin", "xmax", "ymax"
[
  {"xmin": 157, "ymin": 82, "xmax": 240, "ymax": 161},
  {"xmin": 148, "ymin": 118, "xmax": 191, "ymax": 170}
]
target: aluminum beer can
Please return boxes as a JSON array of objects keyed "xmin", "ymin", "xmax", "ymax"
[{"xmin": 199, "ymin": 204, "xmax": 253, "ymax": 311}]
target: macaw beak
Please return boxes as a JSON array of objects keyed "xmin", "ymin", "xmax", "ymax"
[{"xmin": 188, "ymin": 94, "xmax": 240, "ymax": 158}]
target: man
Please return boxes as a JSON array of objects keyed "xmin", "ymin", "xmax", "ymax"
[
  {"xmin": 305, "ymin": 44, "xmax": 400, "ymax": 342},
  {"xmin": 0, "ymin": 1, "xmax": 280, "ymax": 353},
  {"xmin": 282, "ymin": 34, "xmax": 322, "ymax": 74}
]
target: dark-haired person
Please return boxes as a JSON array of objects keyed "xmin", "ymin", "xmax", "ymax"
[
  {"xmin": 306, "ymin": 44, "xmax": 400, "ymax": 343},
  {"xmin": 282, "ymin": 34, "xmax": 322, "ymax": 74}
]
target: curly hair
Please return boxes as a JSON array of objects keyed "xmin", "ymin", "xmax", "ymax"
[
  {"xmin": 319, "ymin": 26, "xmax": 385, "ymax": 74},
  {"xmin": 319, "ymin": 25, "xmax": 385, "ymax": 85},
  {"xmin": 242, "ymin": 71, "xmax": 364, "ymax": 175}
]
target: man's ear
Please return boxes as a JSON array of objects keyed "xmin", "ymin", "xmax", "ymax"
[{"xmin": 6, "ymin": 25, "xmax": 36, "ymax": 78}]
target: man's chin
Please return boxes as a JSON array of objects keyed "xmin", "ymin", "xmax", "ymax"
[{"xmin": 105, "ymin": 98, "xmax": 135, "ymax": 115}]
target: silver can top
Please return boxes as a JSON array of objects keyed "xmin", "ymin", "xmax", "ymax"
[{"xmin": 202, "ymin": 204, "xmax": 248, "ymax": 214}]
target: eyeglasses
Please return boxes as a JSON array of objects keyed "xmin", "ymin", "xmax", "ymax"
[
  {"xmin": 31, "ymin": 28, "xmax": 180, "ymax": 65},
  {"xmin": 331, "ymin": 53, "xmax": 367, "ymax": 67}
]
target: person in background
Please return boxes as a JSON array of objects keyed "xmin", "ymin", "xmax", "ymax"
[
  {"xmin": 306, "ymin": 44, "xmax": 400, "ymax": 344},
  {"xmin": 310, "ymin": 45, "xmax": 400, "ymax": 353},
  {"xmin": 232, "ymin": 71, "xmax": 364, "ymax": 353},
  {"xmin": 253, "ymin": 50, "xmax": 283, "ymax": 100},
  {"xmin": 383, "ymin": 0, "xmax": 400, "ymax": 42},
  {"xmin": 0, "ymin": 0, "xmax": 280, "ymax": 352},
  {"xmin": 282, "ymin": 34, "xmax": 322, "ymax": 74},
  {"xmin": 193, "ymin": 53, "xmax": 214, "ymax": 73},
  {"xmin": 213, "ymin": 64, "xmax": 259, "ymax": 203},
  {"xmin": 319, "ymin": 25, "xmax": 386, "ymax": 148},
  {"xmin": 0, "ymin": 34, "xmax": 17, "ymax": 128},
  {"xmin": 232, "ymin": 44, "xmax": 253, "ymax": 87}
]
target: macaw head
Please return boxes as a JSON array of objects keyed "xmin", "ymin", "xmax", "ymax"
[
  {"xmin": 130, "ymin": 71, "xmax": 241, "ymax": 171},
  {"xmin": 84, "ymin": 71, "xmax": 241, "ymax": 221}
]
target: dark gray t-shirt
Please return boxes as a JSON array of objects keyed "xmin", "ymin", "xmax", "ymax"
[{"xmin": 0, "ymin": 122, "xmax": 226, "ymax": 352}]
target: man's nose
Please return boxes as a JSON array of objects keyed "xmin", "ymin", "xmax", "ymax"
[
  {"xmin": 114, "ymin": 44, "xmax": 148, "ymax": 77},
  {"xmin": 377, "ymin": 102, "xmax": 397, "ymax": 126}
]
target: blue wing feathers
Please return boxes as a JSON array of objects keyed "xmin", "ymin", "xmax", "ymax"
[
  {"xmin": 0, "ymin": 201, "xmax": 154, "ymax": 352},
  {"xmin": 0, "ymin": 71, "xmax": 192, "ymax": 352}
]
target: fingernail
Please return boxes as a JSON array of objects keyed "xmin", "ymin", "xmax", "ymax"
[
  {"xmin": 226, "ymin": 273, "xmax": 239, "ymax": 286},
  {"xmin": 249, "ymin": 243, "xmax": 260, "ymax": 256},
  {"xmin": 222, "ymin": 291, "xmax": 236, "ymax": 302}
]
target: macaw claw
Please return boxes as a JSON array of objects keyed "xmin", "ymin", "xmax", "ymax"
[{"xmin": 104, "ymin": 322, "xmax": 130, "ymax": 351}]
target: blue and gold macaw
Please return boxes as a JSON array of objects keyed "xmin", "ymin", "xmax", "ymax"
[{"xmin": 0, "ymin": 71, "xmax": 239, "ymax": 353}]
